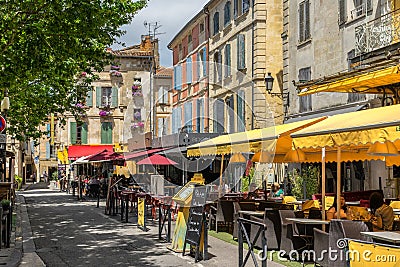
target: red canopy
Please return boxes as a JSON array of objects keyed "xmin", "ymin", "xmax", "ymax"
[
  {"xmin": 85, "ymin": 150, "xmax": 123, "ymax": 162},
  {"xmin": 68, "ymin": 145, "xmax": 113, "ymax": 160},
  {"xmin": 136, "ymin": 154, "xmax": 178, "ymax": 165},
  {"xmin": 124, "ymin": 148, "xmax": 168, "ymax": 160}
]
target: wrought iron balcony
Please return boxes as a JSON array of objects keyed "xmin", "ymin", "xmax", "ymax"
[{"xmin": 355, "ymin": 8, "xmax": 400, "ymax": 56}]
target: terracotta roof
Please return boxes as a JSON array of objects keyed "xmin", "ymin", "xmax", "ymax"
[
  {"xmin": 109, "ymin": 36, "xmax": 155, "ymax": 57},
  {"xmin": 155, "ymin": 67, "xmax": 173, "ymax": 77}
]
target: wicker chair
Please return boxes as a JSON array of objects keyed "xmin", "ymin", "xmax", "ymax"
[
  {"xmin": 313, "ymin": 228, "xmax": 329, "ymax": 266},
  {"xmin": 249, "ymin": 209, "xmax": 280, "ymax": 250},
  {"xmin": 215, "ymin": 200, "xmax": 234, "ymax": 233}
]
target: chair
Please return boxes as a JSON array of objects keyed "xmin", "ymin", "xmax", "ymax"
[
  {"xmin": 215, "ymin": 200, "xmax": 234, "ymax": 233},
  {"xmin": 313, "ymin": 228, "xmax": 329, "ymax": 267},
  {"xmin": 249, "ymin": 209, "xmax": 280, "ymax": 250},
  {"xmin": 238, "ymin": 201, "xmax": 257, "ymax": 211},
  {"xmin": 278, "ymin": 210, "xmax": 309, "ymax": 256},
  {"xmin": 308, "ymin": 208, "xmax": 322, "ymax": 219}
]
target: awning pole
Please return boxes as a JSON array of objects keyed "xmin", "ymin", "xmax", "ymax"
[
  {"xmin": 336, "ymin": 147, "xmax": 341, "ymax": 219},
  {"xmin": 322, "ymin": 147, "xmax": 326, "ymax": 230},
  {"xmin": 219, "ymin": 154, "xmax": 225, "ymax": 198}
]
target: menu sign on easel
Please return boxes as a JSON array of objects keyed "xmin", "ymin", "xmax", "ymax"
[{"xmin": 183, "ymin": 186, "xmax": 207, "ymax": 262}]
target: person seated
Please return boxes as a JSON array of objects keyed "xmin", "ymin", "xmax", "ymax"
[
  {"xmin": 269, "ymin": 182, "xmax": 284, "ymax": 198},
  {"xmin": 369, "ymin": 192, "xmax": 394, "ymax": 231},
  {"xmin": 327, "ymin": 195, "xmax": 348, "ymax": 220}
]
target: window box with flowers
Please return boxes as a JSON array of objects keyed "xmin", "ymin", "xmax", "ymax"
[
  {"xmin": 99, "ymin": 106, "xmax": 113, "ymax": 117},
  {"xmin": 132, "ymin": 79, "xmax": 143, "ymax": 97},
  {"xmin": 131, "ymin": 121, "xmax": 145, "ymax": 129}
]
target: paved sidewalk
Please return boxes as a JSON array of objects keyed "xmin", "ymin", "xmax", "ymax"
[{"xmin": 13, "ymin": 184, "xmax": 285, "ymax": 266}]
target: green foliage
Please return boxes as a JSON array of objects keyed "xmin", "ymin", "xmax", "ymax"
[
  {"xmin": 14, "ymin": 175, "xmax": 22, "ymax": 190},
  {"xmin": 241, "ymin": 167, "xmax": 255, "ymax": 192},
  {"xmin": 51, "ymin": 172, "xmax": 58, "ymax": 181},
  {"xmin": 289, "ymin": 165, "xmax": 320, "ymax": 199},
  {"xmin": 1, "ymin": 199, "xmax": 10, "ymax": 207},
  {"xmin": 0, "ymin": 0, "xmax": 147, "ymax": 140}
]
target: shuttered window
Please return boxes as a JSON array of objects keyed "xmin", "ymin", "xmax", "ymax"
[
  {"xmin": 224, "ymin": 1, "xmax": 231, "ymax": 26},
  {"xmin": 224, "ymin": 44, "xmax": 231, "ymax": 77},
  {"xmin": 45, "ymin": 142, "xmax": 50, "ymax": 159},
  {"xmin": 186, "ymin": 57, "xmax": 192, "ymax": 84},
  {"xmin": 234, "ymin": 0, "xmax": 239, "ymax": 18},
  {"xmin": 298, "ymin": 67, "xmax": 312, "ymax": 113},
  {"xmin": 242, "ymin": 0, "xmax": 250, "ymax": 13},
  {"xmin": 213, "ymin": 99, "xmax": 225, "ymax": 133},
  {"xmin": 81, "ymin": 123, "xmax": 88, "ymax": 144},
  {"xmin": 213, "ymin": 12, "xmax": 220, "ymax": 35},
  {"xmin": 196, "ymin": 98, "xmax": 204, "ymax": 133},
  {"xmin": 111, "ymin": 87, "xmax": 118, "ymax": 107},
  {"xmin": 174, "ymin": 64, "xmax": 182, "ymax": 90},
  {"xmin": 299, "ymin": 0, "xmax": 311, "ymax": 43},
  {"xmin": 70, "ymin": 121, "xmax": 77, "ymax": 145},
  {"xmin": 86, "ymin": 89, "xmax": 93, "ymax": 107},
  {"xmin": 101, "ymin": 122, "xmax": 113, "ymax": 144},
  {"xmin": 184, "ymin": 102, "xmax": 193, "ymax": 133},
  {"xmin": 216, "ymin": 51, "xmax": 222, "ymax": 82},
  {"xmin": 202, "ymin": 47, "xmax": 207, "ymax": 77},
  {"xmin": 338, "ymin": 0, "xmax": 347, "ymax": 25},
  {"xmin": 227, "ymin": 96, "xmax": 235, "ymax": 133},
  {"xmin": 237, "ymin": 91, "xmax": 245, "ymax": 132},
  {"xmin": 172, "ymin": 107, "xmax": 182, "ymax": 134},
  {"xmin": 237, "ymin": 34, "xmax": 246, "ymax": 70}
]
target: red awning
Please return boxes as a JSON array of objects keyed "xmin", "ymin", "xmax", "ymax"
[
  {"xmin": 136, "ymin": 154, "xmax": 178, "ymax": 165},
  {"xmin": 124, "ymin": 148, "xmax": 168, "ymax": 160},
  {"xmin": 68, "ymin": 145, "xmax": 114, "ymax": 160},
  {"xmin": 85, "ymin": 150, "xmax": 123, "ymax": 162}
]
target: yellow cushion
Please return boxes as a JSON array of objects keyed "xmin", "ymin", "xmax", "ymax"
[
  {"xmin": 390, "ymin": 200, "xmax": 400, "ymax": 209},
  {"xmin": 302, "ymin": 199, "xmax": 320, "ymax": 211},
  {"xmin": 282, "ymin": 196, "xmax": 297, "ymax": 210},
  {"xmin": 324, "ymin": 196, "xmax": 335, "ymax": 211}
]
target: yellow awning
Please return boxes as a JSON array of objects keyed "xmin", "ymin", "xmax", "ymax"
[
  {"xmin": 292, "ymin": 104, "xmax": 400, "ymax": 149},
  {"xmin": 187, "ymin": 117, "xmax": 326, "ymax": 157},
  {"xmin": 298, "ymin": 65, "xmax": 400, "ymax": 96}
]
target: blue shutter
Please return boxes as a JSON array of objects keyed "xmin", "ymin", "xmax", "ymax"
[
  {"xmin": 184, "ymin": 102, "xmax": 193, "ymax": 133},
  {"xmin": 214, "ymin": 99, "xmax": 225, "ymax": 133},
  {"xmin": 225, "ymin": 44, "xmax": 231, "ymax": 77},
  {"xmin": 96, "ymin": 86, "xmax": 102, "ymax": 107},
  {"xmin": 46, "ymin": 124, "xmax": 50, "ymax": 137},
  {"xmin": 237, "ymin": 91, "xmax": 245, "ymax": 132},
  {"xmin": 186, "ymin": 57, "xmax": 192, "ymax": 84},
  {"xmin": 30, "ymin": 141, "xmax": 35, "ymax": 154},
  {"xmin": 197, "ymin": 52, "xmax": 201, "ymax": 80},
  {"xmin": 111, "ymin": 87, "xmax": 118, "ymax": 107},
  {"xmin": 197, "ymin": 98, "xmax": 204, "ymax": 133},
  {"xmin": 174, "ymin": 65, "xmax": 182, "ymax": 90},
  {"xmin": 177, "ymin": 106, "xmax": 182, "ymax": 132},
  {"xmin": 237, "ymin": 34, "xmax": 245, "ymax": 70},
  {"xmin": 234, "ymin": 0, "xmax": 238, "ymax": 17},
  {"xmin": 171, "ymin": 109, "xmax": 176, "ymax": 133},
  {"xmin": 86, "ymin": 89, "xmax": 93, "ymax": 107},
  {"xmin": 45, "ymin": 142, "xmax": 50, "ymax": 159}
]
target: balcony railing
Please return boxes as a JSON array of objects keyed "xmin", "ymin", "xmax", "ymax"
[{"xmin": 355, "ymin": 8, "xmax": 400, "ymax": 56}]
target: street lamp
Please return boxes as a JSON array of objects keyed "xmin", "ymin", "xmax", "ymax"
[{"xmin": 264, "ymin": 72, "xmax": 289, "ymax": 99}]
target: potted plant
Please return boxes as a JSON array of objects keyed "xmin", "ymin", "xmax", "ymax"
[
  {"xmin": 1, "ymin": 199, "xmax": 10, "ymax": 211},
  {"xmin": 289, "ymin": 165, "xmax": 320, "ymax": 199},
  {"xmin": 14, "ymin": 175, "xmax": 22, "ymax": 190}
]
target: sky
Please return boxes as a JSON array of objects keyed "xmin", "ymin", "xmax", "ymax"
[{"xmin": 114, "ymin": 0, "xmax": 210, "ymax": 67}]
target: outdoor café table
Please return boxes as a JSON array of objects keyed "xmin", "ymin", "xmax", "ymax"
[
  {"xmin": 345, "ymin": 201, "xmax": 361, "ymax": 206},
  {"xmin": 121, "ymin": 190, "xmax": 136, "ymax": 223},
  {"xmin": 286, "ymin": 218, "xmax": 330, "ymax": 225},
  {"xmin": 238, "ymin": 210, "xmax": 265, "ymax": 218},
  {"xmin": 361, "ymin": 231, "xmax": 400, "ymax": 245}
]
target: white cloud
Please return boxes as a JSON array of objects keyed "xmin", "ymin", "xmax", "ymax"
[{"xmin": 114, "ymin": 0, "xmax": 209, "ymax": 67}]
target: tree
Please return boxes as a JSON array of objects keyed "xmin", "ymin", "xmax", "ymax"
[{"xmin": 0, "ymin": 0, "xmax": 147, "ymax": 140}]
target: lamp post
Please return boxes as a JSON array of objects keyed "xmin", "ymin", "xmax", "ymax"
[
  {"xmin": 265, "ymin": 72, "xmax": 289, "ymax": 119},
  {"xmin": 1, "ymin": 92, "xmax": 9, "ymax": 182}
]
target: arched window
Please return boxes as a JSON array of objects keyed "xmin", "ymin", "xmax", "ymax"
[
  {"xmin": 224, "ymin": 1, "xmax": 231, "ymax": 26},
  {"xmin": 213, "ymin": 12, "xmax": 220, "ymax": 35}
]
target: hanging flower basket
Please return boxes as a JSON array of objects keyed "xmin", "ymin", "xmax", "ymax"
[
  {"xmin": 80, "ymin": 72, "xmax": 87, "ymax": 78},
  {"xmin": 111, "ymin": 65, "xmax": 120, "ymax": 70},
  {"xmin": 110, "ymin": 70, "xmax": 122, "ymax": 77},
  {"xmin": 132, "ymin": 85, "xmax": 141, "ymax": 90},
  {"xmin": 131, "ymin": 121, "xmax": 145, "ymax": 129},
  {"xmin": 75, "ymin": 103, "xmax": 84, "ymax": 108}
]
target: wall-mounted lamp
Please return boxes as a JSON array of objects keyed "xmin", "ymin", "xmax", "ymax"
[{"xmin": 265, "ymin": 72, "xmax": 289, "ymax": 99}]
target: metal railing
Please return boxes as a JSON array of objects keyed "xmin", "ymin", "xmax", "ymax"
[{"xmin": 355, "ymin": 8, "xmax": 400, "ymax": 56}]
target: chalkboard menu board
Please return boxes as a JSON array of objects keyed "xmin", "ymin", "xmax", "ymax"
[{"xmin": 183, "ymin": 186, "xmax": 207, "ymax": 262}]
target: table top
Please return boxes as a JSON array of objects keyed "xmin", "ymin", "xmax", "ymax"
[
  {"xmin": 287, "ymin": 218, "xmax": 330, "ymax": 225},
  {"xmin": 361, "ymin": 231, "xmax": 400, "ymax": 244},
  {"xmin": 345, "ymin": 201, "xmax": 361, "ymax": 206},
  {"xmin": 287, "ymin": 201, "xmax": 304, "ymax": 205},
  {"xmin": 238, "ymin": 210, "xmax": 265, "ymax": 217}
]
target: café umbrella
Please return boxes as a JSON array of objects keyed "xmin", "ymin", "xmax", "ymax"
[{"xmin": 136, "ymin": 154, "xmax": 178, "ymax": 166}]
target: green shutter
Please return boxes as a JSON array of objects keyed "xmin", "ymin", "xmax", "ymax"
[
  {"xmin": 96, "ymin": 86, "xmax": 102, "ymax": 107},
  {"xmin": 237, "ymin": 35, "xmax": 245, "ymax": 70},
  {"xmin": 70, "ymin": 122, "xmax": 77, "ymax": 144},
  {"xmin": 111, "ymin": 87, "xmax": 118, "ymax": 107},
  {"xmin": 101, "ymin": 122, "xmax": 112, "ymax": 144},
  {"xmin": 86, "ymin": 89, "xmax": 93, "ymax": 107},
  {"xmin": 45, "ymin": 142, "xmax": 50, "ymax": 159},
  {"xmin": 81, "ymin": 123, "xmax": 88, "ymax": 144},
  {"xmin": 47, "ymin": 124, "xmax": 50, "ymax": 137}
]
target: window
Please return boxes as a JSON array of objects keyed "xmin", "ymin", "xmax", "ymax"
[
  {"xmin": 237, "ymin": 34, "xmax": 246, "ymax": 70},
  {"xmin": 234, "ymin": 0, "xmax": 239, "ymax": 17},
  {"xmin": 299, "ymin": 0, "xmax": 310, "ymax": 43},
  {"xmin": 173, "ymin": 64, "xmax": 182, "ymax": 90},
  {"xmin": 183, "ymin": 102, "xmax": 193, "ymax": 133},
  {"xmin": 237, "ymin": 91, "xmax": 245, "ymax": 132},
  {"xmin": 158, "ymin": 87, "xmax": 168, "ymax": 104},
  {"xmin": 45, "ymin": 142, "xmax": 56, "ymax": 159},
  {"xmin": 338, "ymin": 0, "xmax": 346, "ymax": 24},
  {"xmin": 70, "ymin": 122, "xmax": 88, "ymax": 144},
  {"xmin": 157, "ymin": 117, "xmax": 168, "ymax": 137},
  {"xmin": 226, "ymin": 96, "xmax": 235, "ymax": 133},
  {"xmin": 172, "ymin": 107, "xmax": 182, "ymax": 134},
  {"xmin": 133, "ymin": 108, "xmax": 142, "ymax": 121},
  {"xmin": 224, "ymin": 44, "xmax": 231, "ymax": 77},
  {"xmin": 102, "ymin": 87, "xmax": 112, "ymax": 106},
  {"xmin": 214, "ymin": 51, "xmax": 222, "ymax": 82},
  {"xmin": 196, "ymin": 98, "xmax": 204, "ymax": 133},
  {"xmin": 213, "ymin": 99, "xmax": 225, "ymax": 133},
  {"xmin": 348, "ymin": 93, "xmax": 366, "ymax": 103},
  {"xmin": 198, "ymin": 47, "xmax": 207, "ymax": 78},
  {"xmin": 101, "ymin": 122, "xmax": 113, "ymax": 144},
  {"xmin": 85, "ymin": 88, "xmax": 93, "ymax": 107},
  {"xmin": 179, "ymin": 44, "xmax": 182, "ymax": 51},
  {"xmin": 242, "ymin": 0, "xmax": 250, "ymax": 13},
  {"xmin": 351, "ymin": 0, "xmax": 372, "ymax": 19},
  {"xmin": 200, "ymin": 23, "xmax": 205, "ymax": 32},
  {"xmin": 224, "ymin": 1, "xmax": 231, "ymax": 26},
  {"xmin": 186, "ymin": 57, "xmax": 192, "ymax": 84},
  {"xmin": 213, "ymin": 12, "xmax": 220, "ymax": 35},
  {"xmin": 188, "ymin": 34, "xmax": 192, "ymax": 43},
  {"xmin": 298, "ymin": 67, "xmax": 312, "ymax": 113}
]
